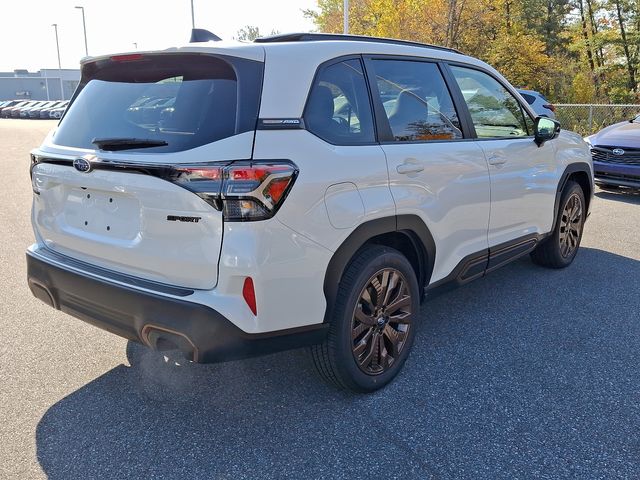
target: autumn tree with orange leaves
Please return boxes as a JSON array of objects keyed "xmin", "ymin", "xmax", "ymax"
[{"xmin": 302, "ymin": 0, "xmax": 640, "ymax": 102}]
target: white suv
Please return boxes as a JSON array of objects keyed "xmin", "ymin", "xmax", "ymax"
[{"xmin": 27, "ymin": 32, "xmax": 593, "ymax": 392}]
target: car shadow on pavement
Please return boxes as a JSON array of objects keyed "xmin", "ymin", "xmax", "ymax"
[
  {"xmin": 36, "ymin": 247, "xmax": 640, "ymax": 479},
  {"xmin": 595, "ymin": 189, "xmax": 640, "ymax": 205}
]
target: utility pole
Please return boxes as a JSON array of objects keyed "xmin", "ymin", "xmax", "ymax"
[
  {"xmin": 75, "ymin": 6, "xmax": 89, "ymax": 56},
  {"xmin": 343, "ymin": 0, "xmax": 349, "ymax": 34},
  {"xmin": 190, "ymin": 0, "xmax": 195, "ymax": 28},
  {"xmin": 52, "ymin": 24, "xmax": 64, "ymax": 100}
]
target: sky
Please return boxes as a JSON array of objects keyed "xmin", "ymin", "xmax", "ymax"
[{"xmin": 0, "ymin": 0, "xmax": 319, "ymax": 72}]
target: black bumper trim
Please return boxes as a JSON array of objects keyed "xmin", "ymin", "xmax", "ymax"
[
  {"xmin": 34, "ymin": 246, "xmax": 194, "ymax": 297},
  {"xmin": 27, "ymin": 252, "xmax": 328, "ymax": 363},
  {"xmin": 594, "ymin": 174, "xmax": 640, "ymax": 188}
]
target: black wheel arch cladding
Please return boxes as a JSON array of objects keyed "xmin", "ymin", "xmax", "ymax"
[{"xmin": 322, "ymin": 214, "xmax": 436, "ymax": 323}]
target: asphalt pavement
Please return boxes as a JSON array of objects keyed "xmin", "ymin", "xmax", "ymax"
[{"xmin": 1, "ymin": 119, "xmax": 639, "ymax": 479}]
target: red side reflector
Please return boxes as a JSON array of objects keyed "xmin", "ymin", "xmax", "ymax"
[
  {"xmin": 242, "ymin": 277, "xmax": 257, "ymax": 316},
  {"xmin": 111, "ymin": 54, "xmax": 144, "ymax": 63}
]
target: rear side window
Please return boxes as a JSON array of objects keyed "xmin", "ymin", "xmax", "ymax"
[
  {"xmin": 370, "ymin": 59, "xmax": 462, "ymax": 142},
  {"xmin": 53, "ymin": 54, "xmax": 263, "ymax": 153},
  {"xmin": 304, "ymin": 59, "xmax": 375, "ymax": 145}
]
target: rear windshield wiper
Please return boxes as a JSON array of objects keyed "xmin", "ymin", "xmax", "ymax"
[{"xmin": 92, "ymin": 137, "xmax": 168, "ymax": 151}]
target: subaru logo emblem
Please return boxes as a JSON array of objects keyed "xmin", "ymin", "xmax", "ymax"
[
  {"xmin": 73, "ymin": 157, "xmax": 92, "ymax": 173},
  {"xmin": 612, "ymin": 148, "xmax": 625, "ymax": 156}
]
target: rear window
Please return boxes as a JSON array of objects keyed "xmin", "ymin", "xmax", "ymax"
[{"xmin": 53, "ymin": 54, "xmax": 263, "ymax": 153}]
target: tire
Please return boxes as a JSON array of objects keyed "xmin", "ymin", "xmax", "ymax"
[
  {"xmin": 310, "ymin": 245, "xmax": 420, "ymax": 392},
  {"xmin": 531, "ymin": 180, "xmax": 586, "ymax": 268}
]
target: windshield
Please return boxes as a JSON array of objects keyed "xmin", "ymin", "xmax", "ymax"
[{"xmin": 53, "ymin": 53, "xmax": 263, "ymax": 153}]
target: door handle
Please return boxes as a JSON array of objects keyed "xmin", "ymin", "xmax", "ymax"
[
  {"xmin": 487, "ymin": 155, "xmax": 507, "ymax": 166},
  {"xmin": 396, "ymin": 163, "xmax": 424, "ymax": 174}
]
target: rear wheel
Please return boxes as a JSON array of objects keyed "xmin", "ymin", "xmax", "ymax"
[
  {"xmin": 531, "ymin": 180, "xmax": 585, "ymax": 268},
  {"xmin": 310, "ymin": 245, "xmax": 420, "ymax": 392}
]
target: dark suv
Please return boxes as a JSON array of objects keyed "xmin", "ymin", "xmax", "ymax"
[{"xmin": 586, "ymin": 114, "xmax": 640, "ymax": 190}]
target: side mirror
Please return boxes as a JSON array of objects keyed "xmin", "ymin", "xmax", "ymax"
[{"xmin": 534, "ymin": 116, "xmax": 560, "ymax": 147}]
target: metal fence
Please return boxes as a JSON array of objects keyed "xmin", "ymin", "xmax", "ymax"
[{"xmin": 554, "ymin": 104, "xmax": 640, "ymax": 137}]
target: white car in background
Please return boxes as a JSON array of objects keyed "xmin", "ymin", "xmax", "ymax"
[{"xmin": 48, "ymin": 101, "xmax": 69, "ymax": 119}]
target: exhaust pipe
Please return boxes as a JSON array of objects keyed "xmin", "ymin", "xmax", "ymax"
[
  {"xmin": 28, "ymin": 280, "xmax": 57, "ymax": 308},
  {"xmin": 141, "ymin": 324, "xmax": 199, "ymax": 362}
]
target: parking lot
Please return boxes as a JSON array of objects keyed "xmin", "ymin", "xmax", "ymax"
[{"xmin": 1, "ymin": 118, "xmax": 639, "ymax": 479}]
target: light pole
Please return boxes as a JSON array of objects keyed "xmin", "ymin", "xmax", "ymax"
[
  {"xmin": 52, "ymin": 24, "xmax": 64, "ymax": 100},
  {"xmin": 190, "ymin": 0, "xmax": 195, "ymax": 28},
  {"xmin": 44, "ymin": 71, "xmax": 50, "ymax": 100},
  {"xmin": 343, "ymin": 0, "xmax": 349, "ymax": 34},
  {"xmin": 75, "ymin": 6, "xmax": 88, "ymax": 56}
]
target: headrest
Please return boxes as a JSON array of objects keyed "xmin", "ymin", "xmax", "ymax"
[
  {"xmin": 307, "ymin": 85, "xmax": 335, "ymax": 121},
  {"xmin": 391, "ymin": 89, "xmax": 428, "ymax": 121}
]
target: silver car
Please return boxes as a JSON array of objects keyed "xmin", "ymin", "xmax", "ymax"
[{"xmin": 518, "ymin": 89, "xmax": 556, "ymax": 119}]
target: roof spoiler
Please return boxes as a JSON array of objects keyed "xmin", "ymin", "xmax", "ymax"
[{"xmin": 190, "ymin": 28, "xmax": 222, "ymax": 43}]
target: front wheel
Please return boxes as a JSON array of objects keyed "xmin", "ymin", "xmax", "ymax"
[
  {"xmin": 310, "ymin": 245, "xmax": 420, "ymax": 392},
  {"xmin": 531, "ymin": 180, "xmax": 586, "ymax": 268}
]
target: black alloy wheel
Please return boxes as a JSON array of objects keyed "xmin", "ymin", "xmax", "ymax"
[
  {"xmin": 558, "ymin": 192, "xmax": 584, "ymax": 259},
  {"xmin": 310, "ymin": 245, "xmax": 420, "ymax": 392},
  {"xmin": 351, "ymin": 268, "xmax": 412, "ymax": 375},
  {"xmin": 531, "ymin": 180, "xmax": 586, "ymax": 268}
]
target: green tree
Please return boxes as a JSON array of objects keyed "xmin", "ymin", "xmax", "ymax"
[
  {"xmin": 236, "ymin": 26, "xmax": 281, "ymax": 42},
  {"xmin": 609, "ymin": 0, "xmax": 638, "ymax": 91},
  {"xmin": 236, "ymin": 26, "xmax": 261, "ymax": 42},
  {"xmin": 486, "ymin": 29, "xmax": 555, "ymax": 91},
  {"xmin": 518, "ymin": 0, "xmax": 573, "ymax": 56}
]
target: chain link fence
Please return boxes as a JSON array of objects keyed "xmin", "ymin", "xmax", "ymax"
[{"xmin": 554, "ymin": 104, "xmax": 640, "ymax": 137}]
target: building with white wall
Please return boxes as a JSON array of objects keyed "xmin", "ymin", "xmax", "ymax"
[{"xmin": 0, "ymin": 69, "xmax": 80, "ymax": 101}]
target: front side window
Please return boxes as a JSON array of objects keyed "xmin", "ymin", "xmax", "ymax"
[
  {"xmin": 450, "ymin": 65, "xmax": 532, "ymax": 139},
  {"xmin": 370, "ymin": 59, "xmax": 462, "ymax": 142},
  {"xmin": 305, "ymin": 59, "xmax": 375, "ymax": 145}
]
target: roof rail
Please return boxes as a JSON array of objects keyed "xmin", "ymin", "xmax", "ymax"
[{"xmin": 254, "ymin": 33, "xmax": 462, "ymax": 54}]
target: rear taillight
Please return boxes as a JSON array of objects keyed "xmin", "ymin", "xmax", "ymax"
[
  {"xmin": 172, "ymin": 165, "xmax": 224, "ymax": 210},
  {"xmin": 168, "ymin": 161, "xmax": 298, "ymax": 221},
  {"xmin": 543, "ymin": 103, "xmax": 556, "ymax": 112}
]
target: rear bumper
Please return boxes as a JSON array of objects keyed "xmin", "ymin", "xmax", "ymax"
[
  {"xmin": 26, "ymin": 249, "xmax": 328, "ymax": 363},
  {"xmin": 594, "ymin": 161, "xmax": 640, "ymax": 188}
]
